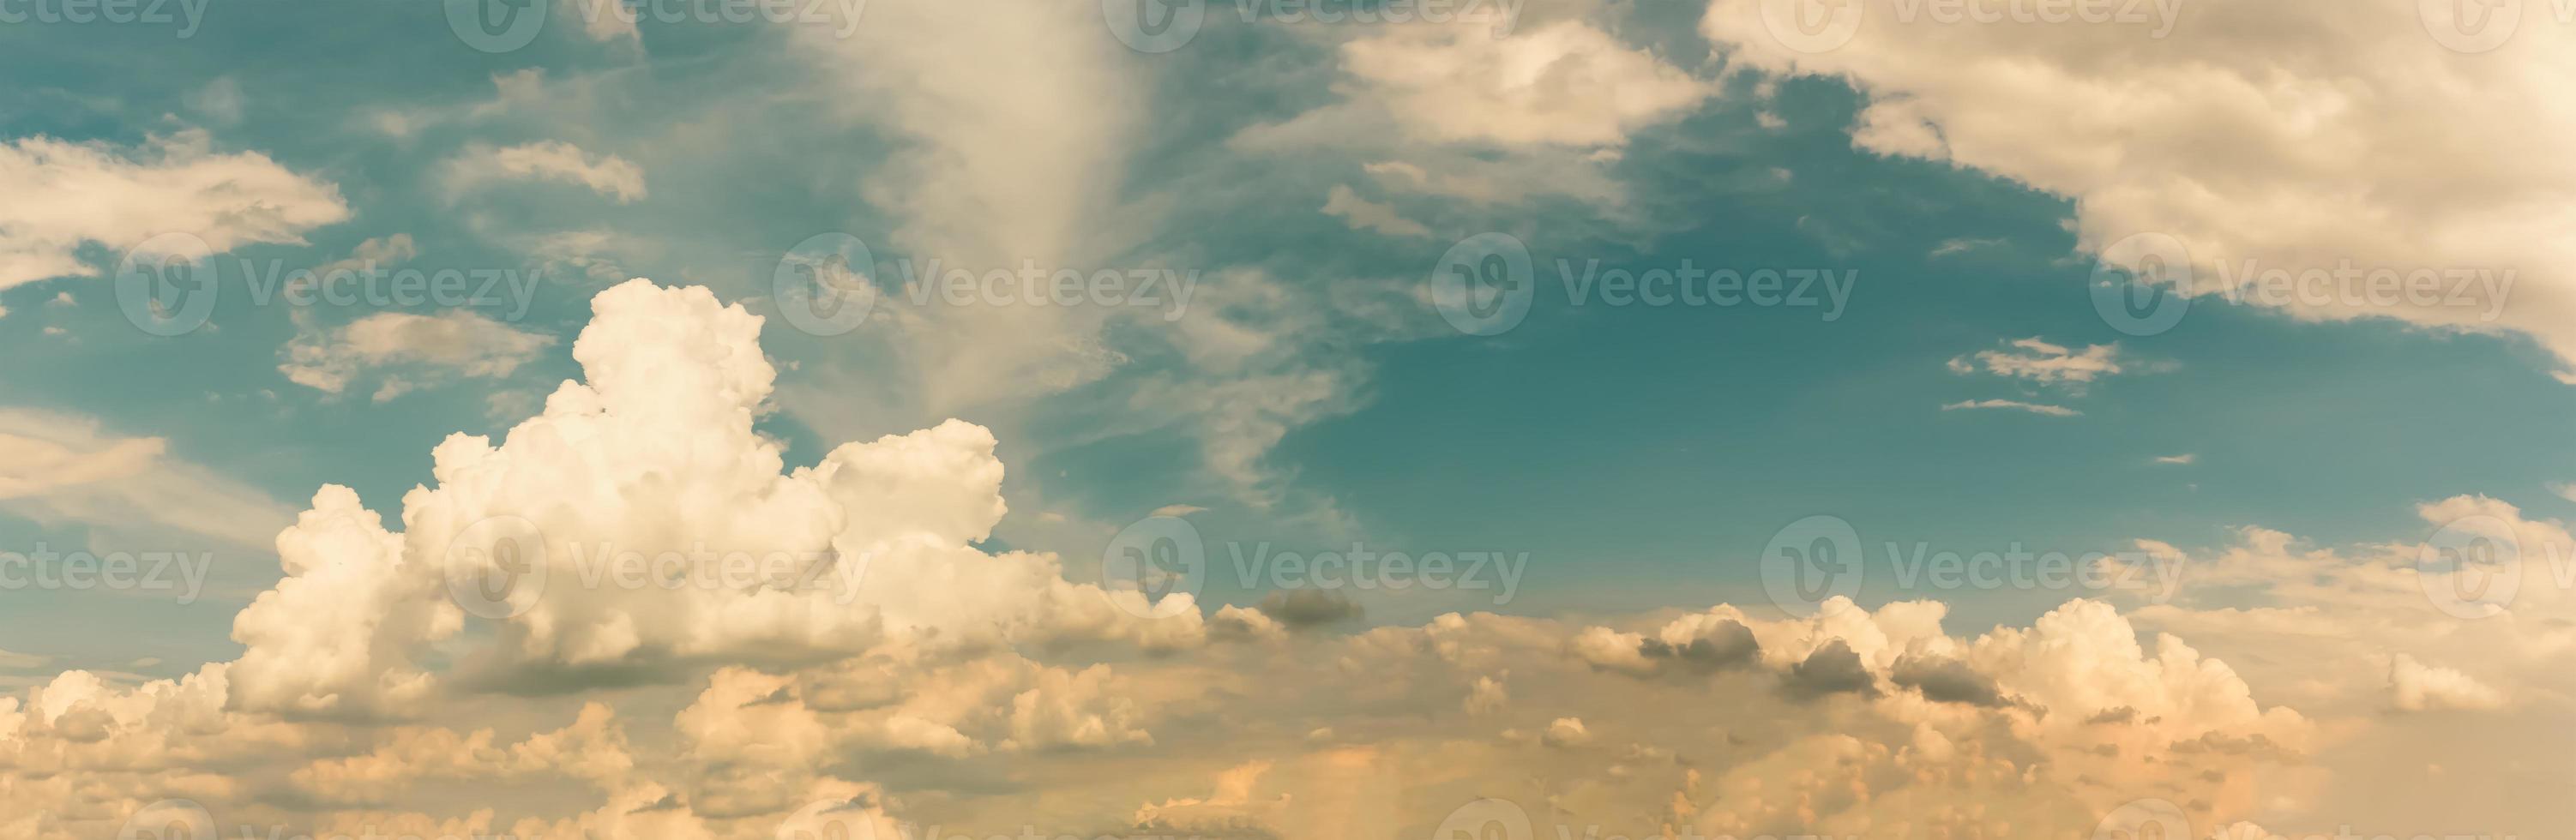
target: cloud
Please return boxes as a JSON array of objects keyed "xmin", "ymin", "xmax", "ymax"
[
  {"xmin": 791, "ymin": 0, "xmax": 1148, "ymax": 416},
  {"xmin": 442, "ymin": 141, "xmax": 647, "ymax": 204},
  {"xmin": 2386, "ymin": 654, "xmax": 2505, "ymax": 711},
  {"xmin": 1539, "ymin": 716, "xmax": 1592, "ymax": 747},
  {"xmin": 2155, "ymin": 453, "xmax": 2198, "ymax": 465},
  {"xmin": 0, "ymin": 408, "xmax": 292, "ymax": 550},
  {"xmin": 1321, "ymin": 185, "xmax": 1432, "ymax": 239},
  {"xmin": 1940, "ymin": 399, "xmax": 2079, "ymax": 417},
  {"xmin": 1255, "ymin": 588, "xmax": 1365, "ymax": 628},
  {"xmin": 0, "ymin": 279, "xmax": 2539, "ymax": 838},
  {"xmin": 278, "ymin": 309, "xmax": 557, "ymax": 399},
  {"xmin": 1783, "ymin": 639, "xmax": 1879, "ymax": 698},
  {"xmin": 1232, "ymin": 9, "xmax": 1706, "ymax": 213},
  {"xmin": 1700, "ymin": 0, "xmax": 2576, "ymax": 375},
  {"xmin": 0, "ymin": 129, "xmax": 347, "ymax": 289},
  {"xmin": 1949, "ymin": 337, "xmax": 2126, "ymax": 385},
  {"xmin": 234, "ymin": 279, "xmax": 1205, "ymax": 722},
  {"xmin": 1334, "ymin": 19, "xmax": 1710, "ymax": 148}
]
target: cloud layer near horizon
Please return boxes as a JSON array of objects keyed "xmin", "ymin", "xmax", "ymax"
[{"xmin": 1, "ymin": 281, "xmax": 2559, "ymax": 840}]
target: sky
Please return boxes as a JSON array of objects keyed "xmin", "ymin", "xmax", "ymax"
[{"xmin": 1, "ymin": 0, "xmax": 2573, "ymax": 838}]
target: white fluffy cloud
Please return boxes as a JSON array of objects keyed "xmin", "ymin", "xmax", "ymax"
[
  {"xmin": 1701, "ymin": 0, "xmax": 2576, "ymax": 374},
  {"xmin": 278, "ymin": 309, "xmax": 557, "ymax": 400},
  {"xmin": 1949, "ymin": 337, "xmax": 2126, "ymax": 385},
  {"xmin": 442, "ymin": 141, "xmax": 647, "ymax": 204},
  {"xmin": 1338, "ymin": 19, "xmax": 1710, "ymax": 148},
  {"xmin": 2386, "ymin": 653, "xmax": 2506, "ymax": 711},
  {"xmin": 0, "ymin": 129, "xmax": 347, "ymax": 289}
]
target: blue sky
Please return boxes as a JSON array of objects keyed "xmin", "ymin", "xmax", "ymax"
[
  {"xmin": 6, "ymin": 2, "xmax": 2570, "ymax": 646},
  {"xmin": 1, "ymin": 3, "xmax": 2572, "ymax": 837}
]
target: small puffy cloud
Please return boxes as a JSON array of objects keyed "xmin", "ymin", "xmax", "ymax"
[
  {"xmin": 1256, "ymin": 588, "xmax": 1364, "ymax": 628},
  {"xmin": 1321, "ymin": 184, "xmax": 1432, "ymax": 239},
  {"xmin": 2387, "ymin": 654, "xmax": 2505, "ymax": 711},
  {"xmin": 1948, "ymin": 337, "xmax": 2125, "ymax": 385},
  {"xmin": 443, "ymin": 141, "xmax": 647, "ymax": 204},
  {"xmin": 1210, "ymin": 604, "xmax": 1287, "ymax": 642},
  {"xmin": 2155, "ymin": 453, "xmax": 2198, "ymax": 465},
  {"xmin": 1540, "ymin": 717, "xmax": 1592, "ymax": 747},
  {"xmin": 1888, "ymin": 653, "xmax": 2011, "ymax": 707},
  {"xmin": 1782, "ymin": 639, "xmax": 1878, "ymax": 698},
  {"xmin": 1339, "ymin": 20, "xmax": 1709, "ymax": 148},
  {"xmin": 279, "ymin": 309, "xmax": 557, "ymax": 399},
  {"xmin": 0, "ymin": 129, "xmax": 347, "ymax": 289},
  {"xmin": 1941, "ymin": 399, "xmax": 2079, "ymax": 417}
]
